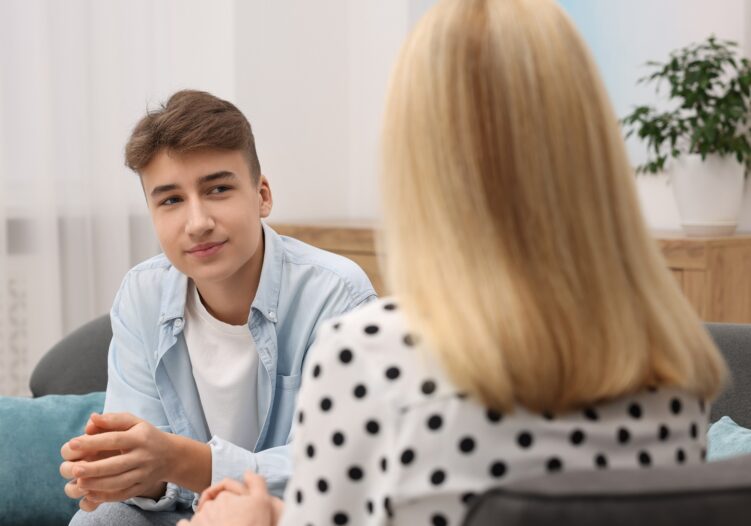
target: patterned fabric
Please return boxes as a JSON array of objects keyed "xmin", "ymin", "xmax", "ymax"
[{"xmin": 281, "ymin": 298, "xmax": 708, "ymax": 526}]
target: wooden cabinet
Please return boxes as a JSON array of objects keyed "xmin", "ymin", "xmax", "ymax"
[
  {"xmin": 273, "ymin": 223, "xmax": 751, "ymax": 323},
  {"xmin": 657, "ymin": 232, "xmax": 751, "ymax": 323},
  {"xmin": 272, "ymin": 223, "xmax": 384, "ymax": 295}
]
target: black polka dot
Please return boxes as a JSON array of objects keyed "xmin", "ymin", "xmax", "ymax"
[
  {"xmin": 317, "ymin": 478, "xmax": 329, "ymax": 493},
  {"xmin": 701, "ymin": 448, "xmax": 707, "ymax": 460},
  {"xmin": 647, "ymin": 385, "xmax": 658, "ymax": 393},
  {"xmin": 638, "ymin": 451, "xmax": 652, "ymax": 467},
  {"xmin": 298, "ymin": 411, "xmax": 304, "ymax": 425},
  {"xmin": 348, "ymin": 466, "xmax": 364, "ymax": 481},
  {"xmin": 385, "ymin": 366, "xmax": 401, "ymax": 380},
  {"xmin": 306, "ymin": 444, "xmax": 315, "ymax": 458},
  {"xmin": 461, "ymin": 492, "xmax": 476, "ymax": 505},
  {"xmin": 427, "ymin": 414, "xmax": 443, "ymax": 431},
  {"xmin": 658, "ymin": 424, "xmax": 670, "ymax": 441},
  {"xmin": 365, "ymin": 420, "xmax": 380, "ymax": 434},
  {"xmin": 699, "ymin": 399, "xmax": 706, "ymax": 414},
  {"xmin": 569, "ymin": 429, "xmax": 585, "ymax": 446},
  {"xmin": 384, "ymin": 497, "xmax": 393, "ymax": 518},
  {"xmin": 339, "ymin": 349, "xmax": 353, "ymax": 364},
  {"xmin": 380, "ymin": 456, "xmax": 388, "ymax": 472},
  {"xmin": 365, "ymin": 500, "xmax": 374, "ymax": 514},
  {"xmin": 400, "ymin": 448, "xmax": 415, "ymax": 465},
  {"xmin": 430, "ymin": 469, "xmax": 446, "ymax": 485},
  {"xmin": 403, "ymin": 334, "xmax": 417, "ymax": 346},
  {"xmin": 296, "ymin": 490, "xmax": 303, "ymax": 504},
  {"xmin": 384, "ymin": 302, "xmax": 397, "ymax": 311},
  {"xmin": 676, "ymin": 448, "xmax": 686, "ymax": 464},
  {"xmin": 595, "ymin": 454, "xmax": 608, "ymax": 469},
  {"xmin": 486, "ymin": 409, "xmax": 503, "ymax": 423},
  {"xmin": 320, "ymin": 397, "xmax": 333, "ymax": 411},
  {"xmin": 670, "ymin": 398, "xmax": 683, "ymax": 415},
  {"xmin": 690, "ymin": 422, "xmax": 698, "ymax": 439},
  {"xmin": 332, "ymin": 322, "xmax": 341, "ymax": 331},
  {"xmin": 312, "ymin": 364, "xmax": 322, "ymax": 378},
  {"xmin": 432, "ymin": 514, "xmax": 448, "ymax": 526},
  {"xmin": 584, "ymin": 408, "xmax": 599, "ymax": 421},
  {"xmin": 517, "ymin": 431, "xmax": 533, "ymax": 448},
  {"xmin": 353, "ymin": 384, "xmax": 367, "ymax": 398},
  {"xmin": 546, "ymin": 457, "xmax": 563, "ymax": 473},
  {"xmin": 459, "ymin": 436, "xmax": 476, "ymax": 453},
  {"xmin": 364, "ymin": 325, "xmax": 379, "ymax": 335},
  {"xmin": 421, "ymin": 380, "xmax": 437, "ymax": 395},
  {"xmin": 617, "ymin": 427, "xmax": 631, "ymax": 444},
  {"xmin": 333, "ymin": 512, "xmax": 349, "ymax": 525},
  {"xmin": 542, "ymin": 410, "xmax": 555, "ymax": 421},
  {"xmin": 628, "ymin": 403, "xmax": 643, "ymax": 419},
  {"xmin": 332, "ymin": 431, "xmax": 345, "ymax": 446},
  {"xmin": 490, "ymin": 461, "xmax": 507, "ymax": 478}
]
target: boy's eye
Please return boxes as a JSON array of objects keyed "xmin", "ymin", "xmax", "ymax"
[
  {"xmin": 161, "ymin": 196, "xmax": 182, "ymax": 206},
  {"xmin": 209, "ymin": 185, "xmax": 232, "ymax": 194}
]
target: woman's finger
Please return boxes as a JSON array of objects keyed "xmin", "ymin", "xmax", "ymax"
[{"xmin": 197, "ymin": 477, "xmax": 248, "ymax": 510}]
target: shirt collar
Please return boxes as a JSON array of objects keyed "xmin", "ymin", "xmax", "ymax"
[
  {"xmin": 251, "ymin": 221, "xmax": 284, "ymax": 323},
  {"xmin": 159, "ymin": 220, "xmax": 283, "ymax": 325}
]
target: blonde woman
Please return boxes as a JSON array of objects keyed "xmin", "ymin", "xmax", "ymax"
[{"xmin": 182, "ymin": 0, "xmax": 727, "ymax": 524}]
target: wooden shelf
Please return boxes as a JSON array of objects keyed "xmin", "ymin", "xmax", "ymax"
[{"xmin": 272, "ymin": 223, "xmax": 751, "ymax": 323}]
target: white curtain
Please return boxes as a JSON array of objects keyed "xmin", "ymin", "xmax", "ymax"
[{"xmin": 0, "ymin": 0, "xmax": 236, "ymax": 396}]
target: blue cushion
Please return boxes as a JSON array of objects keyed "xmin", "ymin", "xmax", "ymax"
[
  {"xmin": 707, "ymin": 415, "xmax": 751, "ymax": 461},
  {"xmin": 0, "ymin": 392, "xmax": 105, "ymax": 525}
]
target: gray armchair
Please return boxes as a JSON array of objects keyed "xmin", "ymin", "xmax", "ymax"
[{"xmin": 29, "ymin": 314, "xmax": 111, "ymax": 397}]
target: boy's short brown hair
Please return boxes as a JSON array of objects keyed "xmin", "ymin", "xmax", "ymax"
[{"xmin": 125, "ymin": 90, "xmax": 261, "ymax": 182}]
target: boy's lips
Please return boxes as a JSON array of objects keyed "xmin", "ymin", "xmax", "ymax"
[{"xmin": 186, "ymin": 241, "xmax": 227, "ymax": 257}]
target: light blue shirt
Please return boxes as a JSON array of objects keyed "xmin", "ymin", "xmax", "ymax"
[{"xmin": 104, "ymin": 222, "xmax": 376, "ymax": 510}]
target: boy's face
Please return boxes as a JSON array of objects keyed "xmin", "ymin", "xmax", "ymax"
[{"xmin": 140, "ymin": 149, "xmax": 272, "ymax": 286}]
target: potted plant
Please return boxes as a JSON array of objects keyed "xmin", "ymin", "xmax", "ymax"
[{"xmin": 621, "ymin": 35, "xmax": 751, "ymax": 236}]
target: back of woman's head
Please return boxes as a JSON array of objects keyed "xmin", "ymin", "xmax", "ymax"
[{"xmin": 381, "ymin": 0, "xmax": 726, "ymax": 412}]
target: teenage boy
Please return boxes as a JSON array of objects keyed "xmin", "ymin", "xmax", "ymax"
[{"xmin": 60, "ymin": 90, "xmax": 376, "ymax": 525}]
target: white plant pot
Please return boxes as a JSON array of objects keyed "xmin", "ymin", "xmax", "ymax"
[{"xmin": 671, "ymin": 154, "xmax": 745, "ymax": 236}]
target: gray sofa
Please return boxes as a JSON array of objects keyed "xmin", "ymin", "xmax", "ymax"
[{"xmin": 29, "ymin": 320, "xmax": 751, "ymax": 525}]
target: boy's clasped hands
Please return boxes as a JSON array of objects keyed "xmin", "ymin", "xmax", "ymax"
[{"xmin": 60, "ymin": 412, "xmax": 172, "ymax": 510}]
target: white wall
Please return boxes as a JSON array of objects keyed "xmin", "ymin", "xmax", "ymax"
[
  {"xmin": 235, "ymin": 1, "xmax": 440, "ymax": 223},
  {"xmin": 560, "ymin": 0, "xmax": 751, "ymax": 231}
]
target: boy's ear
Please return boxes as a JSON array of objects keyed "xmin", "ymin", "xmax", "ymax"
[{"xmin": 259, "ymin": 175, "xmax": 273, "ymax": 218}]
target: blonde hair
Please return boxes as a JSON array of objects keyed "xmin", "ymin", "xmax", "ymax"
[{"xmin": 380, "ymin": 0, "xmax": 726, "ymax": 413}]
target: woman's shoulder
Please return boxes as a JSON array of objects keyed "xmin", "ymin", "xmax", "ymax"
[{"xmin": 318, "ymin": 296, "xmax": 419, "ymax": 356}]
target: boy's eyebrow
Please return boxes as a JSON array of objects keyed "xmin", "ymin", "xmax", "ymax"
[{"xmin": 150, "ymin": 171, "xmax": 237, "ymax": 199}]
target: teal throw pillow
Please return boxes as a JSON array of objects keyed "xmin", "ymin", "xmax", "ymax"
[
  {"xmin": 707, "ymin": 415, "xmax": 751, "ymax": 461},
  {"xmin": 0, "ymin": 392, "xmax": 105, "ymax": 526}
]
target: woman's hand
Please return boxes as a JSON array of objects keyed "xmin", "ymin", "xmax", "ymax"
[{"xmin": 180, "ymin": 471, "xmax": 283, "ymax": 526}]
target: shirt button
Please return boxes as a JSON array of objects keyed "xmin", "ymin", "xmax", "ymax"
[
  {"xmin": 174, "ymin": 318, "xmax": 184, "ymax": 329},
  {"xmin": 268, "ymin": 311, "xmax": 276, "ymax": 321}
]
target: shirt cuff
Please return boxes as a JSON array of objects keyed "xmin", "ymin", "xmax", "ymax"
[{"xmin": 125, "ymin": 483, "xmax": 193, "ymax": 511}]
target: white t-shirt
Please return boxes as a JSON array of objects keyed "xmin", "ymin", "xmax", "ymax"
[{"xmin": 183, "ymin": 281, "xmax": 260, "ymax": 451}]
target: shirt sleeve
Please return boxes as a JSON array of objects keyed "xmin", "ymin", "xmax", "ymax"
[
  {"xmin": 208, "ymin": 438, "xmax": 292, "ymax": 499},
  {"xmin": 105, "ymin": 274, "xmax": 195, "ymax": 511},
  {"xmin": 280, "ymin": 321, "xmax": 393, "ymax": 526}
]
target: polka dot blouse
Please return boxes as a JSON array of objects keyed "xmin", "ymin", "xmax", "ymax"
[{"xmin": 280, "ymin": 298, "xmax": 709, "ymax": 526}]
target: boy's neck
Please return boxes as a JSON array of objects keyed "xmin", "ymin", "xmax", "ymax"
[{"xmin": 192, "ymin": 237, "xmax": 265, "ymax": 326}]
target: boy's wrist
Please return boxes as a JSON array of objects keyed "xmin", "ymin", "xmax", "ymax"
[{"xmin": 165, "ymin": 432, "xmax": 213, "ymax": 493}]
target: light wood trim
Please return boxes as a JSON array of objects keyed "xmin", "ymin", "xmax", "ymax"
[
  {"xmin": 657, "ymin": 238, "xmax": 707, "ymax": 270},
  {"xmin": 270, "ymin": 224, "xmax": 751, "ymax": 323},
  {"xmin": 670, "ymin": 269, "xmax": 684, "ymax": 289},
  {"xmin": 682, "ymin": 270, "xmax": 706, "ymax": 319},
  {"xmin": 272, "ymin": 223, "xmax": 378, "ymax": 254},
  {"xmin": 704, "ymin": 244, "xmax": 751, "ymax": 322}
]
